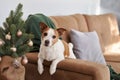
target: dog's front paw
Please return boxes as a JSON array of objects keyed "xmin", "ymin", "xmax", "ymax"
[
  {"xmin": 38, "ymin": 66, "xmax": 44, "ymax": 75},
  {"xmin": 50, "ymin": 67, "xmax": 56, "ymax": 75}
]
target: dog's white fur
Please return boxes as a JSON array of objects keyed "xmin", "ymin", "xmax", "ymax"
[{"xmin": 38, "ymin": 23, "xmax": 76, "ymax": 75}]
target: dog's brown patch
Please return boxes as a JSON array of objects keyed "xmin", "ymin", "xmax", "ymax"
[
  {"xmin": 52, "ymin": 30, "xmax": 59, "ymax": 45},
  {"xmin": 57, "ymin": 28, "xmax": 66, "ymax": 36},
  {"xmin": 40, "ymin": 22, "xmax": 48, "ymax": 33},
  {"xmin": 62, "ymin": 40, "xmax": 70, "ymax": 57},
  {"xmin": 41, "ymin": 28, "xmax": 50, "ymax": 39}
]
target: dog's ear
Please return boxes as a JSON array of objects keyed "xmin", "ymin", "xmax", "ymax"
[
  {"xmin": 39, "ymin": 22, "xmax": 48, "ymax": 33},
  {"xmin": 57, "ymin": 28, "xmax": 66, "ymax": 36}
]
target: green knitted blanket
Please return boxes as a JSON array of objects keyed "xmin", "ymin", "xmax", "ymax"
[
  {"xmin": 25, "ymin": 14, "xmax": 56, "ymax": 52},
  {"xmin": 108, "ymin": 65, "xmax": 120, "ymax": 80}
]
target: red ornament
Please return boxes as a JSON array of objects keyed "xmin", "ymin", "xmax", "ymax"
[{"xmin": 22, "ymin": 55, "xmax": 28, "ymax": 64}]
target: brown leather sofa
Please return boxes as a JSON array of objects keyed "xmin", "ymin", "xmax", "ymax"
[{"xmin": 25, "ymin": 13, "xmax": 120, "ymax": 80}]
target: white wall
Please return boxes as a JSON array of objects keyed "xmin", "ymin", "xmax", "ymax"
[
  {"xmin": 0, "ymin": 0, "xmax": 100, "ymax": 26},
  {"xmin": 100, "ymin": 0, "xmax": 120, "ymax": 30}
]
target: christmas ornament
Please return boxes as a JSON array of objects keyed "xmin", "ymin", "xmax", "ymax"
[
  {"xmin": 5, "ymin": 33, "xmax": 11, "ymax": 40},
  {"xmin": 28, "ymin": 39, "xmax": 33, "ymax": 46},
  {"xmin": 17, "ymin": 30, "xmax": 22, "ymax": 36},
  {"xmin": 10, "ymin": 47, "xmax": 17, "ymax": 52},
  {"xmin": 0, "ymin": 41, "xmax": 2, "ymax": 46},
  {"xmin": 22, "ymin": 55, "xmax": 28, "ymax": 64},
  {"xmin": 0, "ymin": 56, "xmax": 1, "ymax": 62},
  {"xmin": 0, "ymin": 39, "xmax": 5, "ymax": 46}
]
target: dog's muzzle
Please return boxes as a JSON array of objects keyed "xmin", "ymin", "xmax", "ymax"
[{"xmin": 44, "ymin": 40, "xmax": 50, "ymax": 46}]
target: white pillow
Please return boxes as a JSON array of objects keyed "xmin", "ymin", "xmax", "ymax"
[{"xmin": 70, "ymin": 29, "xmax": 106, "ymax": 65}]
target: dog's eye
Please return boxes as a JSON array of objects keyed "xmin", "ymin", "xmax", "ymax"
[
  {"xmin": 44, "ymin": 33, "xmax": 47, "ymax": 36},
  {"xmin": 52, "ymin": 35, "xmax": 56, "ymax": 39}
]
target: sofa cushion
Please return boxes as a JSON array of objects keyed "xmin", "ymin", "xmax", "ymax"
[
  {"xmin": 70, "ymin": 29, "xmax": 106, "ymax": 65},
  {"xmin": 107, "ymin": 61, "xmax": 120, "ymax": 73},
  {"xmin": 102, "ymin": 39, "xmax": 120, "ymax": 71},
  {"xmin": 104, "ymin": 51, "xmax": 120, "ymax": 62}
]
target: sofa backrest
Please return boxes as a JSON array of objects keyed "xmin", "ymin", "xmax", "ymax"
[
  {"xmin": 50, "ymin": 13, "xmax": 119, "ymax": 53},
  {"xmin": 84, "ymin": 14, "xmax": 119, "ymax": 52},
  {"xmin": 50, "ymin": 14, "xmax": 88, "ymax": 42}
]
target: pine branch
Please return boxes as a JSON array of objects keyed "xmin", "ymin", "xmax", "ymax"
[
  {"xmin": 14, "ymin": 3, "xmax": 22, "ymax": 17},
  {"xmin": 10, "ymin": 10, "xmax": 14, "ymax": 18},
  {"xmin": 3, "ymin": 22, "xmax": 9, "ymax": 32},
  {"xmin": 14, "ymin": 12, "xmax": 23, "ymax": 24},
  {"xmin": 12, "ymin": 52, "xmax": 18, "ymax": 58},
  {"xmin": 0, "ymin": 47, "xmax": 4, "ymax": 56},
  {"xmin": 15, "ymin": 33, "xmax": 28, "ymax": 46},
  {"xmin": 17, "ymin": 44, "xmax": 29, "ymax": 56},
  {"xmin": 0, "ymin": 27, "xmax": 5, "ymax": 39},
  {"xmin": 17, "ymin": 20, "xmax": 24, "ymax": 30},
  {"xmin": 10, "ymin": 24, "xmax": 17, "ymax": 44},
  {"xmin": 6, "ymin": 18, "xmax": 12, "ymax": 27},
  {"xmin": 1, "ymin": 46, "xmax": 12, "ymax": 56}
]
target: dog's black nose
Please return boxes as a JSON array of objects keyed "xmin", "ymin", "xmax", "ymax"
[{"xmin": 44, "ymin": 40, "xmax": 49, "ymax": 46}]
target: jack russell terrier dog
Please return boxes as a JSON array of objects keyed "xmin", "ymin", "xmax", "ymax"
[{"xmin": 38, "ymin": 22, "xmax": 76, "ymax": 75}]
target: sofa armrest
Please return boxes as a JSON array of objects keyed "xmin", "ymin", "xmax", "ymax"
[
  {"xmin": 25, "ymin": 52, "xmax": 39, "ymax": 63},
  {"xmin": 25, "ymin": 53, "xmax": 110, "ymax": 80},
  {"xmin": 55, "ymin": 59, "xmax": 110, "ymax": 80}
]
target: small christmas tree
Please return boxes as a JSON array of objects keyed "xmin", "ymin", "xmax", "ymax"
[{"xmin": 0, "ymin": 3, "xmax": 34, "ymax": 62}]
